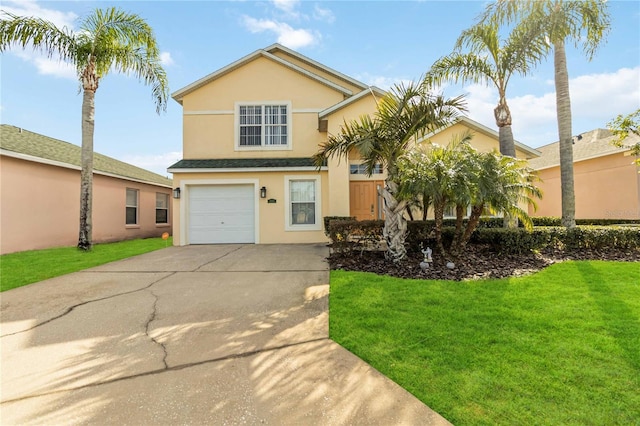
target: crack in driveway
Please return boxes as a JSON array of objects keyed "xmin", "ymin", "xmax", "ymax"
[
  {"xmin": 1, "ymin": 337, "xmax": 330, "ymax": 404},
  {"xmin": 1, "ymin": 272, "xmax": 176, "ymax": 337},
  {"xmin": 145, "ymin": 288, "xmax": 169, "ymax": 369}
]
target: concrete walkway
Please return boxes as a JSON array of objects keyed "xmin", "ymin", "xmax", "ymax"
[{"xmin": 1, "ymin": 244, "xmax": 450, "ymax": 425}]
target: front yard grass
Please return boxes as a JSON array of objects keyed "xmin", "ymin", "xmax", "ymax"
[
  {"xmin": 0, "ymin": 237, "xmax": 172, "ymax": 292},
  {"xmin": 330, "ymin": 261, "xmax": 640, "ymax": 425}
]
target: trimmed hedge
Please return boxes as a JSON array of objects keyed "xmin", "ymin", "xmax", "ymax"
[
  {"xmin": 532, "ymin": 217, "xmax": 640, "ymax": 227},
  {"xmin": 325, "ymin": 216, "xmax": 640, "ymax": 255}
]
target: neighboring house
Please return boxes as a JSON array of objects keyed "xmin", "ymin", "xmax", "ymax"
[
  {"xmin": 168, "ymin": 44, "xmax": 540, "ymax": 245},
  {"xmin": 528, "ymin": 128, "xmax": 640, "ymax": 219},
  {"xmin": 0, "ymin": 125, "xmax": 173, "ymax": 254}
]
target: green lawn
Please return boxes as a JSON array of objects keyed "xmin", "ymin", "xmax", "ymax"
[
  {"xmin": 0, "ymin": 237, "xmax": 172, "ymax": 292},
  {"xmin": 330, "ymin": 261, "xmax": 640, "ymax": 425}
]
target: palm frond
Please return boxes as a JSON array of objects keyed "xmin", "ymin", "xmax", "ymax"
[{"xmin": 0, "ymin": 11, "xmax": 77, "ymax": 62}]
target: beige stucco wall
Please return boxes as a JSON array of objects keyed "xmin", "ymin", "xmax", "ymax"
[
  {"xmin": 529, "ymin": 152, "xmax": 640, "ymax": 219},
  {"xmin": 181, "ymin": 56, "xmax": 344, "ymax": 160},
  {"xmin": 172, "ymin": 170, "xmax": 329, "ymax": 245},
  {"xmin": 426, "ymin": 122, "xmax": 532, "ymax": 159},
  {"xmin": 269, "ymin": 50, "xmax": 364, "ymax": 94},
  {"xmin": 1, "ymin": 156, "xmax": 173, "ymax": 254},
  {"xmin": 323, "ymin": 93, "xmax": 382, "ymax": 216}
]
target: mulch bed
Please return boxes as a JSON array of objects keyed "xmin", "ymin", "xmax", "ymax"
[{"xmin": 328, "ymin": 245, "xmax": 640, "ymax": 281}]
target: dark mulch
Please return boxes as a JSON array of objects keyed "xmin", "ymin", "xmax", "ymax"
[{"xmin": 329, "ymin": 245, "xmax": 640, "ymax": 281}]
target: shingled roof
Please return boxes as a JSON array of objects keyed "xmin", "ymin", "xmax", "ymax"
[
  {"xmin": 168, "ymin": 157, "xmax": 325, "ymax": 170},
  {"xmin": 0, "ymin": 124, "xmax": 172, "ymax": 187},
  {"xmin": 528, "ymin": 128, "xmax": 638, "ymax": 170}
]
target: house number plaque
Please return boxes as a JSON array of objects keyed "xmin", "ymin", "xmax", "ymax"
[{"xmin": 267, "ymin": 198, "xmax": 277, "ymax": 204}]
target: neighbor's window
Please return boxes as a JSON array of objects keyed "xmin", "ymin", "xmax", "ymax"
[
  {"xmin": 126, "ymin": 188, "xmax": 139, "ymax": 225},
  {"xmin": 237, "ymin": 103, "xmax": 290, "ymax": 148},
  {"xmin": 156, "ymin": 193, "xmax": 169, "ymax": 224},
  {"xmin": 350, "ymin": 163, "xmax": 383, "ymax": 174}
]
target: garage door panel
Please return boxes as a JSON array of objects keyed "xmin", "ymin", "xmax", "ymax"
[{"xmin": 188, "ymin": 185, "xmax": 255, "ymax": 244}]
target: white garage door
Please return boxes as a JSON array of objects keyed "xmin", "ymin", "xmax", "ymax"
[{"xmin": 188, "ymin": 185, "xmax": 255, "ymax": 244}]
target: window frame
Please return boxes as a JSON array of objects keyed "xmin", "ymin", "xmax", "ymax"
[
  {"xmin": 235, "ymin": 101, "xmax": 292, "ymax": 151},
  {"xmin": 349, "ymin": 163, "xmax": 383, "ymax": 175},
  {"xmin": 126, "ymin": 188, "xmax": 139, "ymax": 226},
  {"xmin": 155, "ymin": 192, "xmax": 169, "ymax": 225},
  {"xmin": 284, "ymin": 175, "xmax": 322, "ymax": 231}
]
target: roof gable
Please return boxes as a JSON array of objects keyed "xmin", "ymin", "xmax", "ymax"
[
  {"xmin": 425, "ymin": 116, "xmax": 541, "ymax": 158},
  {"xmin": 0, "ymin": 125, "xmax": 172, "ymax": 187},
  {"xmin": 172, "ymin": 46, "xmax": 355, "ymax": 104},
  {"xmin": 265, "ymin": 44, "xmax": 368, "ymax": 93},
  {"xmin": 319, "ymin": 87, "xmax": 387, "ymax": 119}
]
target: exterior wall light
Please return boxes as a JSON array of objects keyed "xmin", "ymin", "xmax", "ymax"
[
  {"xmin": 173, "ymin": 187, "xmax": 181, "ymax": 199},
  {"xmin": 260, "ymin": 186, "xmax": 267, "ymax": 198}
]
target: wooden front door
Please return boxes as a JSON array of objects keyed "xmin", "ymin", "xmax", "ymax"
[{"xmin": 349, "ymin": 181, "xmax": 384, "ymax": 221}]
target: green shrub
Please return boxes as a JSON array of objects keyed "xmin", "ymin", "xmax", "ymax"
[
  {"xmin": 474, "ymin": 226, "xmax": 640, "ymax": 254},
  {"xmin": 323, "ymin": 216, "xmax": 355, "ymax": 237},
  {"xmin": 531, "ymin": 217, "xmax": 640, "ymax": 227}
]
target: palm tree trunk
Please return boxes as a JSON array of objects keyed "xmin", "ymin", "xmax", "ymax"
[
  {"xmin": 433, "ymin": 201, "xmax": 446, "ymax": 259},
  {"xmin": 554, "ymin": 40, "xmax": 576, "ymax": 228},
  {"xmin": 78, "ymin": 88, "xmax": 96, "ymax": 250},
  {"xmin": 381, "ymin": 179, "xmax": 408, "ymax": 262},
  {"xmin": 460, "ymin": 204, "xmax": 484, "ymax": 250},
  {"xmin": 450, "ymin": 204, "xmax": 465, "ymax": 256}
]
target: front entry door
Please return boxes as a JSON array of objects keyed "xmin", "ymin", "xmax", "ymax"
[{"xmin": 349, "ymin": 181, "xmax": 384, "ymax": 221}]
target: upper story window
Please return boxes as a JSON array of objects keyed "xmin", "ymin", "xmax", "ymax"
[{"xmin": 236, "ymin": 102, "xmax": 292, "ymax": 150}]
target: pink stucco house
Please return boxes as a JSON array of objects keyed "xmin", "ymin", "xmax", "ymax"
[
  {"xmin": 0, "ymin": 124, "xmax": 173, "ymax": 254},
  {"xmin": 528, "ymin": 128, "xmax": 640, "ymax": 219}
]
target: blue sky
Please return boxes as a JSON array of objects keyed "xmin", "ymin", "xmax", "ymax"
[{"xmin": 1, "ymin": 0, "xmax": 639, "ymax": 177}]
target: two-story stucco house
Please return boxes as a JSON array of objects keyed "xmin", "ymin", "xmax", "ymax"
[{"xmin": 168, "ymin": 44, "xmax": 540, "ymax": 245}]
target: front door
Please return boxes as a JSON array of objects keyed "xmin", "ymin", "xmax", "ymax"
[{"xmin": 349, "ymin": 181, "xmax": 384, "ymax": 221}]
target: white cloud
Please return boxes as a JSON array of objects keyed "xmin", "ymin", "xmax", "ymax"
[
  {"xmin": 1, "ymin": 1, "xmax": 79, "ymax": 80},
  {"xmin": 271, "ymin": 0, "xmax": 300, "ymax": 14},
  {"xmin": 461, "ymin": 66, "xmax": 640, "ymax": 147},
  {"xmin": 241, "ymin": 15, "xmax": 319, "ymax": 49},
  {"xmin": 313, "ymin": 4, "xmax": 335, "ymax": 23},
  {"xmin": 160, "ymin": 52, "xmax": 174, "ymax": 66},
  {"xmin": 1, "ymin": 0, "xmax": 77, "ymax": 29},
  {"xmin": 354, "ymin": 73, "xmax": 413, "ymax": 90},
  {"xmin": 122, "ymin": 151, "xmax": 182, "ymax": 177}
]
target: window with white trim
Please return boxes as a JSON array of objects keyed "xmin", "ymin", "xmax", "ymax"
[
  {"xmin": 444, "ymin": 204, "xmax": 471, "ymax": 219},
  {"xmin": 285, "ymin": 176, "xmax": 321, "ymax": 231},
  {"xmin": 156, "ymin": 193, "xmax": 169, "ymax": 224},
  {"xmin": 237, "ymin": 103, "xmax": 290, "ymax": 148},
  {"xmin": 126, "ymin": 188, "xmax": 139, "ymax": 225},
  {"xmin": 350, "ymin": 163, "xmax": 383, "ymax": 174}
]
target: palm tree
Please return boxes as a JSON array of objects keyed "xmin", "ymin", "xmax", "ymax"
[
  {"xmin": 481, "ymin": 0, "xmax": 610, "ymax": 227},
  {"xmin": 459, "ymin": 150, "xmax": 541, "ymax": 252},
  {"xmin": 313, "ymin": 82, "xmax": 466, "ymax": 262},
  {"xmin": 426, "ymin": 20, "xmax": 546, "ymax": 157},
  {"xmin": 0, "ymin": 7, "xmax": 169, "ymax": 249},
  {"xmin": 398, "ymin": 137, "xmax": 541, "ymax": 258}
]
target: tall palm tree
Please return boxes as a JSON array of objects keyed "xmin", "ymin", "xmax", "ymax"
[
  {"xmin": 426, "ymin": 21, "xmax": 546, "ymax": 157},
  {"xmin": 0, "ymin": 7, "xmax": 169, "ymax": 249},
  {"xmin": 481, "ymin": 0, "xmax": 610, "ymax": 227},
  {"xmin": 313, "ymin": 82, "xmax": 466, "ymax": 262}
]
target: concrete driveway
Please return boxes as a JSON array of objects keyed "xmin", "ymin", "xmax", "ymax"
[{"xmin": 1, "ymin": 244, "xmax": 450, "ymax": 425}]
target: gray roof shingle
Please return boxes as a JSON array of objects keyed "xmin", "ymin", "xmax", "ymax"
[
  {"xmin": 528, "ymin": 128, "xmax": 638, "ymax": 170},
  {"xmin": 0, "ymin": 124, "xmax": 172, "ymax": 187},
  {"xmin": 168, "ymin": 157, "xmax": 325, "ymax": 169}
]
